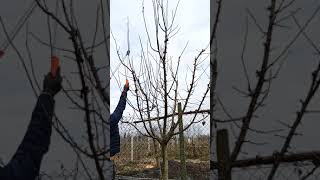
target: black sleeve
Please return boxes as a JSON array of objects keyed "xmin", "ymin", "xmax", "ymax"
[{"xmin": 0, "ymin": 94, "xmax": 54, "ymax": 180}]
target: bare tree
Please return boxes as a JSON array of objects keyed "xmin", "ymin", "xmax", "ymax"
[
  {"xmin": 210, "ymin": 0, "xmax": 320, "ymax": 179},
  {"xmin": 112, "ymin": 0, "xmax": 210, "ymax": 179}
]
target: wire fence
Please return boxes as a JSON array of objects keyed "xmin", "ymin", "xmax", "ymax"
[{"xmin": 113, "ymin": 114, "xmax": 210, "ymax": 179}]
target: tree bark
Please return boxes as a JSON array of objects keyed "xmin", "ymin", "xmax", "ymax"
[
  {"xmin": 179, "ymin": 102, "xmax": 187, "ymax": 180},
  {"xmin": 153, "ymin": 139, "xmax": 160, "ymax": 168},
  {"xmin": 161, "ymin": 143, "xmax": 169, "ymax": 180}
]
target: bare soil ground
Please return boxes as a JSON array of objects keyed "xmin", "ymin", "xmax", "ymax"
[{"xmin": 116, "ymin": 159, "xmax": 209, "ymax": 180}]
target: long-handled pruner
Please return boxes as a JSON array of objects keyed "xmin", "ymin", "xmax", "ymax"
[
  {"xmin": 49, "ymin": 0, "xmax": 60, "ymax": 78},
  {"xmin": 124, "ymin": 18, "xmax": 131, "ymax": 92}
]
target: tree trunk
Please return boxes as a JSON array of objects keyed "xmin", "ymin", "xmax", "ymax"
[
  {"xmin": 153, "ymin": 139, "xmax": 160, "ymax": 168},
  {"xmin": 178, "ymin": 102, "xmax": 187, "ymax": 180},
  {"xmin": 148, "ymin": 137, "xmax": 151, "ymax": 154},
  {"xmin": 217, "ymin": 129, "xmax": 231, "ymax": 180},
  {"xmin": 161, "ymin": 143, "xmax": 169, "ymax": 180},
  {"xmin": 131, "ymin": 135, "xmax": 134, "ymax": 161}
]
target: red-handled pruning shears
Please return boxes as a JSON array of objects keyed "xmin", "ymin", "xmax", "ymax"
[{"xmin": 51, "ymin": 55, "xmax": 59, "ymax": 78}]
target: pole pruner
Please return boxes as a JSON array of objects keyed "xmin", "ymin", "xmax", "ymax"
[{"xmin": 49, "ymin": 0, "xmax": 60, "ymax": 78}]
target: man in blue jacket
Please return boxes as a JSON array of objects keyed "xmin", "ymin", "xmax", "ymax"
[
  {"xmin": 110, "ymin": 80, "xmax": 129, "ymax": 178},
  {"xmin": 0, "ymin": 68, "xmax": 62, "ymax": 180}
]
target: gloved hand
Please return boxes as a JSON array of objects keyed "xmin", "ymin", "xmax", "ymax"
[
  {"xmin": 0, "ymin": 50, "xmax": 4, "ymax": 58},
  {"xmin": 122, "ymin": 79, "xmax": 129, "ymax": 96},
  {"xmin": 124, "ymin": 79, "xmax": 129, "ymax": 91},
  {"xmin": 43, "ymin": 67, "xmax": 62, "ymax": 97}
]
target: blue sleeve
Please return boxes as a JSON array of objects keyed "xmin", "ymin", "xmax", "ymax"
[
  {"xmin": 110, "ymin": 91, "xmax": 127, "ymax": 126},
  {"xmin": 110, "ymin": 91, "xmax": 127, "ymax": 156},
  {"xmin": 0, "ymin": 94, "xmax": 54, "ymax": 180}
]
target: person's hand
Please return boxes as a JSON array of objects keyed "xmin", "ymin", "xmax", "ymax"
[
  {"xmin": 121, "ymin": 79, "xmax": 129, "ymax": 96},
  {"xmin": 43, "ymin": 67, "xmax": 62, "ymax": 97},
  {"xmin": 0, "ymin": 50, "xmax": 4, "ymax": 59},
  {"xmin": 123, "ymin": 79, "xmax": 129, "ymax": 92}
]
